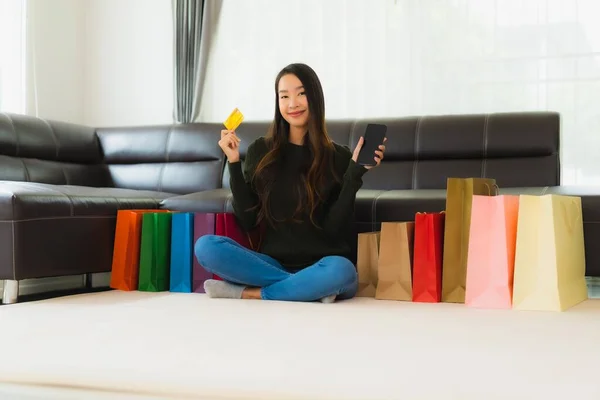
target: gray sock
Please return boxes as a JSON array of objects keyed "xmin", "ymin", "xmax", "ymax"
[
  {"xmin": 320, "ymin": 294, "xmax": 337, "ymax": 304},
  {"xmin": 203, "ymin": 279, "xmax": 245, "ymax": 299}
]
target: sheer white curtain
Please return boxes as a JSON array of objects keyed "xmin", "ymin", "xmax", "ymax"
[
  {"xmin": 200, "ymin": 0, "xmax": 600, "ymax": 186},
  {"xmin": 0, "ymin": 0, "xmax": 26, "ymax": 114}
]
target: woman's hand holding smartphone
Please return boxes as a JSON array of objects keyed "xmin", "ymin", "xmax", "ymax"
[{"xmin": 352, "ymin": 123, "xmax": 387, "ymax": 169}]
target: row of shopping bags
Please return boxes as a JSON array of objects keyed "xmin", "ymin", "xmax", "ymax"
[
  {"xmin": 109, "ymin": 210, "xmax": 258, "ymax": 293},
  {"xmin": 357, "ymin": 214, "xmax": 445, "ymax": 302},
  {"xmin": 357, "ymin": 177, "xmax": 589, "ymax": 312}
]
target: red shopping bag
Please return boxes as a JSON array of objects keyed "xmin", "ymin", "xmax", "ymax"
[
  {"xmin": 412, "ymin": 212, "xmax": 445, "ymax": 303},
  {"xmin": 214, "ymin": 213, "xmax": 262, "ymax": 280}
]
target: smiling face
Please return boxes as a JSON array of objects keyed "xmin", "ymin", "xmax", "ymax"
[{"xmin": 277, "ymin": 73, "xmax": 310, "ymax": 132}]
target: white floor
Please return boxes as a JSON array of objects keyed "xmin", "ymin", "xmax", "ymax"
[
  {"xmin": 1, "ymin": 291, "xmax": 599, "ymax": 400},
  {"xmin": 0, "ymin": 382, "xmax": 172, "ymax": 400}
]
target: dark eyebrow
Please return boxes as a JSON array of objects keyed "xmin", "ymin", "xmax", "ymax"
[{"xmin": 278, "ymin": 85, "xmax": 304, "ymax": 93}]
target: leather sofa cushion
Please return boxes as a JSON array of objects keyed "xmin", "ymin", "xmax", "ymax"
[
  {"xmin": 0, "ymin": 182, "xmax": 173, "ymax": 221},
  {"xmin": 160, "ymin": 188, "xmax": 383, "ymax": 226},
  {"xmin": 162, "ymin": 185, "xmax": 600, "ymax": 226},
  {"xmin": 161, "ymin": 189, "xmax": 233, "ymax": 214}
]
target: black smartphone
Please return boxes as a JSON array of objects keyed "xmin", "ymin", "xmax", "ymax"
[{"xmin": 356, "ymin": 123, "xmax": 387, "ymax": 166}]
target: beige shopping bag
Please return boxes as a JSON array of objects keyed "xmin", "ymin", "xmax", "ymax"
[
  {"xmin": 356, "ymin": 232, "xmax": 380, "ymax": 297},
  {"xmin": 512, "ymin": 194, "xmax": 588, "ymax": 311},
  {"xmin": 376, "ymin": 222, "xmax": 415, "ymax": 301},
  {"xmin": 442, "ymin": 177, "xmax": 497, "ymax": 303}
]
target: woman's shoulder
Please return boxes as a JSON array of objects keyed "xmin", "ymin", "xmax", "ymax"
[
  {"xmin": 331, "ymin": 142, "xmax": 352, "ymax": 161},
  {"xmin": 246, "ymin": 137, "xmax": 269, "ymax": 160},
  {"xmin": 329, "ymin": 142, "xmax": 354, "ymax": 175}
]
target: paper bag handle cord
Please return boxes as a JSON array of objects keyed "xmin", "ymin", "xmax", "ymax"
[{"xmin": 484, "ymin": 182, "xmax": 500, "ymax": 196}]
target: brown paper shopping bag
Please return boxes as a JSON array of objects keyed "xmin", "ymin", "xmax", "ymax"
[
  {"xmin": 356, "ymin": 232, "xmax": 380, "ymax": 297},
  {"xmin": 442, "ymin": 177, "xmax": 497, "ymax": 303},
  {"xmin": 376, "ymin": 222, "xmax": 415, "ymax": 301},
  {"xmin": 512, "ymin": 194, "xmax": 588, "ymax": 311}
]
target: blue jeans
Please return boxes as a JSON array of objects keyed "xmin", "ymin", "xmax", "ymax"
[{"xmin": 194, "ymin": 235, "xmax": 358, "ymax": 302}]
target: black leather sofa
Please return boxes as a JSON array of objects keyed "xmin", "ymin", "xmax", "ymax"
[{"xmin": 1, "ymin": 111, "xmax": 598, "ymax": 304}]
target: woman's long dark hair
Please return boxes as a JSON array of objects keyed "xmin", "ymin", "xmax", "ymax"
[{"xmin": 251, "ymin": 63, "xmax": 339, "ymax": 228}]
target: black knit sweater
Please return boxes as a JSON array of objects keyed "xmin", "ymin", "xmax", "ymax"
[{"xmin": 228, "ymin": 137, "xmax": 367, "ymax": 271}]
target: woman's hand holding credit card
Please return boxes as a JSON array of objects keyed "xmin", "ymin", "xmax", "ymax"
[{"xmin": 219, "ymin": 108, "xmax": 244, "ymax": 163}]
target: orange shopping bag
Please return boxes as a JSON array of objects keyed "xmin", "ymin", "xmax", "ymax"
[
  {"xmin": 110, "ymin": 209, "xmax": 170, "ymax": 291},
  {"xmin": 465, "ymin": 195, "xmax": 519, "ymax": 309}
]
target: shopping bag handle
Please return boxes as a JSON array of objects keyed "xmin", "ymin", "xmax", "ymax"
[
  {"xmin": 416, "ymin": 211, "xmax": 445, "ymax": 215},
  {"xmin": 484, "ymin": 182, "xmax": 500, "ymax": 196}
]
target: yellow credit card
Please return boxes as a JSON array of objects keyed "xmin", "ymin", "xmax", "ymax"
[{"xmin": 223, "ymin": 108, "xmax": 244, "ymax": 131}]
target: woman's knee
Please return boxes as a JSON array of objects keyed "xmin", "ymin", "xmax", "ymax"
[
  {"xmin": 194, "ymin": 235, "xmax": 224, "ymax": 268},
  {"xmin": 320, "ymin": 256, "xmax": 357, "ymax": 286}
]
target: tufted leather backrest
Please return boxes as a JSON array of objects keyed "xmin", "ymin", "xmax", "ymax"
[
  {"xmin": 0, "ymin": 111, "xmax": 560, "ymax": 193},
  {"xmin": 0, "ymin": 113, "xmax": 110, "ymax": 186},
  {"xmin": 350, "ymin": 112, "xmax": 560, "ymax": 190},
  {"xmin": 222, "ymin": 112, "xmax": 560, "ymax": 190},
  {"xmin": 96, "ymin": 123, "xmax": 224, "ymax": 194}
]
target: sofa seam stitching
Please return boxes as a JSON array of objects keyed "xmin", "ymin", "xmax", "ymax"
[
  {"xmin": 43, "ymin": 119, "xmax": 69, "ymax": 185},
  {"xmin": 412, "ymin": 117, "xmax": 422, "ymax": 189},
  {"xmin": 31, "ymin": 185, "xmax": 74, "ymax": 217},
  {"xmin": 158, "ymin": 125, "xmax": 175, "ymax": 192},
  {"xmin": 20, "ymin": 159, "xmax": 31, "ymax": 182}
]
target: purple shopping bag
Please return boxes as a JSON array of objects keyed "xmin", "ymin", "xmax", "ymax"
[{"xmin": 193, "ymin": 213, "xmax": 216, "ymax": 293}]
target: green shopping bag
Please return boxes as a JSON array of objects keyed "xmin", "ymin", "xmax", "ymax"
[{"xmin": 138, "ymin": 212, "xmax": 172, "ymax": 292}]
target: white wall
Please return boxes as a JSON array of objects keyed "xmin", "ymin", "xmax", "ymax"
[
  {"xmin": 26, "ymin": 0, "xmax": 86, "ymax": 124},
  {"xmin": 0, "ymin": 0, "xmax": 26, "ymax": 114},
  {"xmin": 84, "ymin": 0, "xmax": 173, "ymax": 127},
  {"xmin": 25, "ymin": 0, "xmax": 173, "ymax": 127}
]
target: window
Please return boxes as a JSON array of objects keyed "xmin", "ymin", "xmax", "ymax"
[{"xmin": 201, "ymin": 0, "xmax": 600, "ymax": 186}]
